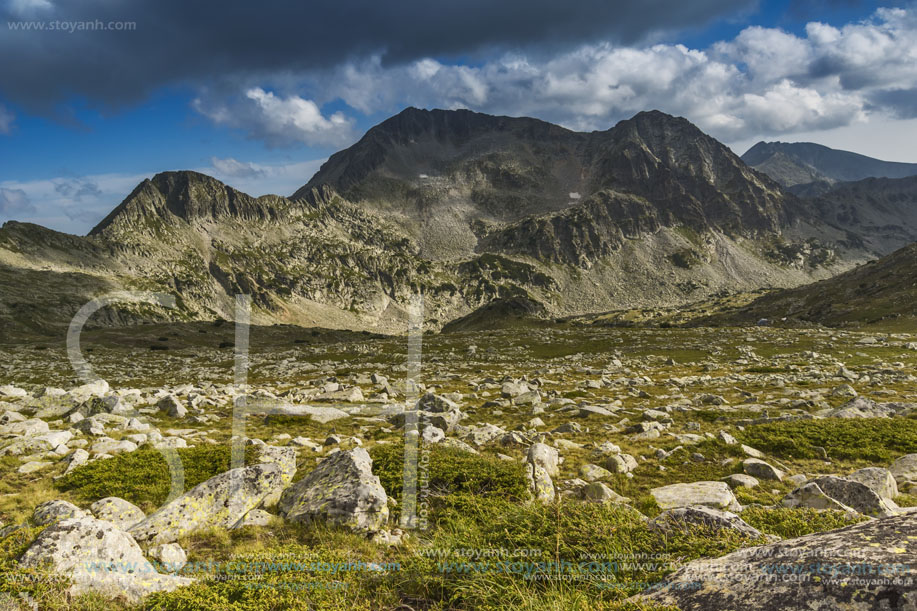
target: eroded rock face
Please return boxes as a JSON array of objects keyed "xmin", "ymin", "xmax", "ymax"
[
  {"xmin": 650, "ymin": 481, "xmax": 741, "ymax": 512},
  {"xmin": 630, "ymin": 513, "xmax": 917, "ymax": 610},
  {"xmin": 19, "ymin": 516, "xmax": 192, "ymax": 603},
  {"xmin": 278, "ymin": 448, "xmax": 388, "ymax": 532},
  {"xmin": 129, "ymin": 463, "xmax": 285, "ymax": 544}
]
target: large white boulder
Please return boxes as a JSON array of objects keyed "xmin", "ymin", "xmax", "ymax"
[{"xmin": 279, "ymin": 448, "xmax": 388, "ymax": 532}]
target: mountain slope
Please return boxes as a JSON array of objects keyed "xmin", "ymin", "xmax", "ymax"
[
  {"xmin": 806, "ymin": 176, "xmax": 917, "ymax": 254},
  {"xmin": 0, "ymin": 171, "xmax": 570, "ymax": 338},
  {"xmin": 742, "ymin": 141, "xmax": 917, "ymax": 194},
  {"xmin": 696, "ymin": 242, "xmax": 917, "ymax": 328}
]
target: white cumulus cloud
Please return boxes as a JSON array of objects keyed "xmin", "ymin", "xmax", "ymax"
[
  {"xmin": 0, "ymin": 187, "xmax": 34, "ymax": 215},
  {"xmin": 260, "ymin": 6, "xmax": 917, "ymax": 148},
  {"xmin": 193, "ymin": 88, "xmax": 355, "ymax": 148}
]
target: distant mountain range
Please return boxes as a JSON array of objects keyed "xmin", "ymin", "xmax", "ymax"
[
  {"xmin": 1, "ymin": 108, "xmax": 914, "ymax": 338},
  {"xmin": 742, "ymin": 141, "xmax": 917, "ymax": 196}
]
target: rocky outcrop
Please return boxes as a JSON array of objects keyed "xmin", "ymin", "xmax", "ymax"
[
  {"xmin": 129, "ymin": 463, "xmax": 285, "ymax": 544},
  {"xmin": 19, "ymin": 516, "xmax": 192, "ymax": 603},
  {"xmin": 630, "ymin": 512, "xmax": 917, "ymax": 610},
  {"xmin": 278, "ymin": 448, "xmax": 389, "ymax": 532},
  {"xmin": 650, "ymin": 481, "xmax": 741, "ymax": 512}
]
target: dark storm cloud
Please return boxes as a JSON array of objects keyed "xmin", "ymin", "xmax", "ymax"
[
  {"xmin": 0, "ymin": 0, "xmax": 754, "ymax": 111},
  {"xmin": 870, "ymin": 88, "xmax": 917, "ymax": 119}
]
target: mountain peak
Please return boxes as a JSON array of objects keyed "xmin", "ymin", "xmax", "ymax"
[
  {"xmin": 290, "ymin": 107, "xmax": 799, "ymax": 260},
  {"xmin": 89, "ymin": 170, "xmax": 280, "ymax": 237},
  {"xmin": 293, "ymin": 107, "xmax": 570, "ymax": 199},
  {"xmin": 629, "ymin": 109, "xmax": 688, "ymax": 123},
  {"xmin": 148, "ymin": 169, "xmax": 231, "ymax": 192},
  {"xmin": 614, "ymin": 109, "xmax": 711, "ymax": 144}
]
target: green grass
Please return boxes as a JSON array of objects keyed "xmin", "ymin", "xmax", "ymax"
[
  {"xmin": 740, "ymin": 506, "xmax": 867, "ymax": 539},
  {"xmin": 371, "ymin": 443, "xmax": 530, "ymax": 510},
  {"xmin": 738, "ymin": 418, "xmax": 917, "ymax": 462},
  {"xmin": 144, "ymin": 495, "xmax": 744, "ymax": 610},
  {"xmin": 419, "ymin": 495, "xmax": 762, "ymax": 606},
  {"xmin": 55, "ymin": 445, "xmax": 259, "ymax": 512}
]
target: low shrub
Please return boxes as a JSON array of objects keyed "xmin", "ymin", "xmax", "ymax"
[
  {"xmin": 55, "ymin": 445, "xmax": 258, "ymax": 511},
  {"xmin": 370, "ymin": 443, "xmax": 529, "ymax": 505}
]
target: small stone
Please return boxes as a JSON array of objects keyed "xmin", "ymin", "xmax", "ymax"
[
  {"xmin": 157, "ymin": 395, "xmax": 187, "ymax": 419},
  {"xmin": 581, "ymin": 482, "xmax": 630, "ymax": 504},
  {"xmin": 148, "ymin": 543, "xmax": 187, "ymax": 573},
  {"xmin": 717, "ymin": 431, "xmax": 737, "ymax": 445},
  {"xmin": 578, "ymin": 463, "xmax": 612, "ymax": 482},
  {"xmin": 742, "ymin": 458, "xmax": 784, "ymax": 481},
  {"xmin": 723, "ymin": 474, "xmax": 759, "ymax": 489},
  {"xmin": 18, "ymin": 461, "xmax": 51, "ymax": 474},
  {"xmin": 605, "ymin": 453, "xmax": 639, "ymax": 474}
]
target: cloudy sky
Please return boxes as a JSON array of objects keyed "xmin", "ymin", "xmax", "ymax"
[{"xmin": 1, "ymin": 0, "xmax": 916, "ymax": 234}]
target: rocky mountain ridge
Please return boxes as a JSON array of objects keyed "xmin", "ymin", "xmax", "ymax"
[
  {"xmin": 1, "ymin": 109, "xmax": 905, "ymax": 337},
  {"xmin": 297, "ymin": 108, "xmax": 805, "ymax": 261}
]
